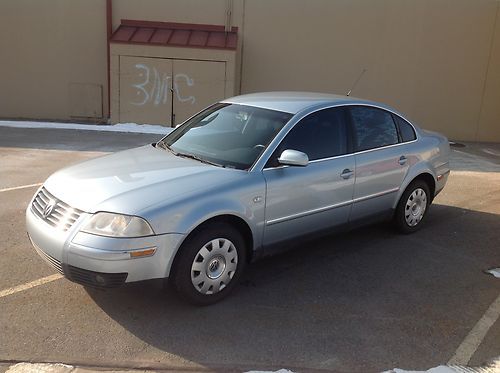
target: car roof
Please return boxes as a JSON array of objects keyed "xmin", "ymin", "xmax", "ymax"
[{"xmin": 221, "ymin": 91, "xmax": 377, "ymax": 114}]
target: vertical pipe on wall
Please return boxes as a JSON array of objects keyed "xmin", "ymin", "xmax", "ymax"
[
  {"xmin": 238, "ymin": 0, "xmax": 246, "ymax": 94},
  {"xmin": 475, "ymin": 1, "xmax": 499, "ymax": 142},
  {"xmin": 225, "ymin": 0, "xmax": 233, "ymax": 32},
  {"xmin": 106, "ymin": 0, "xmax": 112, "ymax": 120}
]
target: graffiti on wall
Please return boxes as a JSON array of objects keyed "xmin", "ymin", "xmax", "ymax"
[{"xmin": 130, "ymin": 64, "xmax": 196, "ymax": 106}]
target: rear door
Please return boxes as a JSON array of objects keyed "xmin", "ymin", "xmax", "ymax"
[
  {"xmin": 262, "ymin": 107, "xmax": 355, "ymax": 246},
  {"xmin": 348, "ymin": 106, "xmax": 409, "ymax": 221}
]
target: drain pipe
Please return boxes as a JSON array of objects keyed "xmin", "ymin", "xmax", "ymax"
[
  {"xmin": 106, "ymin": 0, "xmax": 112, "ymax": 121},
  {"xmin": 224, "ymin": 0, "xmax": 233, "ymax": 32}
]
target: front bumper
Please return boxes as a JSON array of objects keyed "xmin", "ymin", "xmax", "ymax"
[{"xmin": 26, "ymin": 204, "xmax": 185, "ymax": 287}]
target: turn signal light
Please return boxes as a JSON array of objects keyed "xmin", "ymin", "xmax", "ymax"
[{"xmin": 129, "ymin": 247, "xmax": 156, "ymax": 258}]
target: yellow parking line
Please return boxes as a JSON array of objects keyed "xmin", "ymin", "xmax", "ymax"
[
  {"xmin": 0, "ymin": 182, "xmax": 43, "ymax": 193},
  {"xmin": 0, "ymin": 274, "xmax": 63, "ymax": 298}
]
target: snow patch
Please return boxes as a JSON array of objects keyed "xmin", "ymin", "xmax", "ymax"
[
  {"xmin": 0, "ymin": 120, "xmax": 172, "ymax": 135},
  {"xmin": 6, "ymin": 363, "xmax": 74, "ymax": 373},
  {"xmin": 383, "ymin": 356, "xmax": 500, "ymax": 373},
  {"xmin": 245, "ymin": 370, "xmax": 296, "ymax": 373},
  {"xmin": 383, "ymin": 367, "xmax": 455, "ymax": 373},
  {"xmin": 485, "ymin": 268, "xmax": 500, "ymax": 279}
]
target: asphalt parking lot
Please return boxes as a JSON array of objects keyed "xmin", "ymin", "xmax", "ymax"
[{"xmin": 0, "ymin": 126, "xmax": 499, "ymax": 372}]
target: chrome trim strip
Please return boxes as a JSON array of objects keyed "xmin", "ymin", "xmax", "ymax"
[
  {"xmin": 266, "ymin": 200, "xmax": 353, "ymax": 226},
  {"xmin": 309, "ymin": 153, "xmax": 353, "ymax": 164},
  {"xmin": 336, "ymin": 102, "xmax": 420, "ymax": 140},
  {"xmin": 351, "ymin": 187, "xmax": 400, "ymax": 204},
  {"xmin": 263, "ymin": 153, "xmax": 354, "ymax": 171},
  {"xmin": 351, "ymin": 139, "xmax": 417, "ymax": 156},
  {"xmin": 254, "ymin": 102, "xmax": 419, "ymax": 172},
  {"xmin": 31, "ymin": 187, "xmax": 83, "ymax": 232},
  {"xmin": 265, "ymin": 187, "xmax": 399, "ymax": 226}
]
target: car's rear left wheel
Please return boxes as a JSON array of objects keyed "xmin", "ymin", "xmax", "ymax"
[
  {"xmin": 395, "ymin": 180, "xmax": 430, "ymax": 234},
  {"xmin": 171, "ymin": 223, "xmax": 246, "ymax": 305}
]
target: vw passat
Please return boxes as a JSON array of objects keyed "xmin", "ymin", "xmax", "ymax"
[{"xmin": 26, "ymin": 92, "xmax": 450, "ymax": 305}]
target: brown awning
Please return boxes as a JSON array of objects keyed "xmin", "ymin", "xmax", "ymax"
[{"xmin": 110, "ymin": 20, "xmax": 238, "ymax": 50}]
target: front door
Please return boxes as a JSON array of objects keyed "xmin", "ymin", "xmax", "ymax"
[{"xmin": 262, "ymin": 107, "xmax": 355, "ymax": 246}]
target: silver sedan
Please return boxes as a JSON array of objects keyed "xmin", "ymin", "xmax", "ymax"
[{"xmin": 26, "ymin": 92, "xmax": 450, "ymax": 305}]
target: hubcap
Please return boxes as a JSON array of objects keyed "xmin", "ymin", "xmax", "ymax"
[
  {"xmin": 405, "ymin": 188, "xmax": 427, "ymax": 227},
  {"xmin": 191, "ymin": 238, "xmax": 238, "ymax": 295}
]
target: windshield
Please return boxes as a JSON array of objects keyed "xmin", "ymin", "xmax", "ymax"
[{"xmin": 158, "ymin": 103, "xmax": 293, "ymax": 170}]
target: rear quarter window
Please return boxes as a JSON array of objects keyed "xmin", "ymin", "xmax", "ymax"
[{"xmin": 394, "ymin": 115, "xmax": 417, "ymax": 142}]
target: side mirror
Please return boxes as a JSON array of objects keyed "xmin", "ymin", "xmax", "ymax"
[{"xmin": 278, "ymin": 149, "xmax": 309, "ymax": 167}]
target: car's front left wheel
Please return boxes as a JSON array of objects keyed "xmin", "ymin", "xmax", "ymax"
[{"xmin": 171, "ymin": 223, "xmax": 246, "ymax": 305}]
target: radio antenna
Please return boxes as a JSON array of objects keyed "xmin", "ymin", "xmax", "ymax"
[{"xmin": 346, "ymin": 68, "xmax": 366, "ymax": 97}]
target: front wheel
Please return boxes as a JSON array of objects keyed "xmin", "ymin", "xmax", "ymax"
[
  {"xmin": 394, "ymin": 180, "xmax": 431, "ymax": 234},
  {"xmin": 171, "ymin": 223, "xmax": 246, "ymax": 305}
]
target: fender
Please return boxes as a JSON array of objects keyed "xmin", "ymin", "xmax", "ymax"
[{"xmin": 393, "ymin": 162, "xmax": 437, "ymax": 209}]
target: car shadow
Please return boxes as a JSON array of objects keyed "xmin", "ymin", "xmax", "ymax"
[{"xmin": 85, "ymin": 204, "xmax": 500, "ymax": 372}]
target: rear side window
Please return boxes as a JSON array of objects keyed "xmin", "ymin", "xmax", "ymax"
[
  {"xmin": 277, "ymin": 107, "xmax": 349, "ymax": 161},
  {"xmin": 394, "ymin": 116, "xmax": 416, "ymax": 142},
  {"xmin": 350, "ymin": 106, "xmax": 399, "ymax": 151}
]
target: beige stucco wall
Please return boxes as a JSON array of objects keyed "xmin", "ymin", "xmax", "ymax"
[
  {"xmin": 477, "ymin": 4, "xmax": 500, "ymax": 142},
  {"xmin": 240, "ymin": 0, "xmax": 500, "ymax": 142},
  {"xmin": 0, "ymin": 0, "xmax": 108, "ymax": 121},
  {"xmin": 111, "ymin": 0, "xmax": 243, "ymax": 30},
  {"xmin": 0, "ymin": 0, "xmax": 499, "ymax": 141}
]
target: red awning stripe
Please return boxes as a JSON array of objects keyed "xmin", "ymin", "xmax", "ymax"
[{"xmin": 111, "ymin": 19, "xmax": 238, "ymax": 50}]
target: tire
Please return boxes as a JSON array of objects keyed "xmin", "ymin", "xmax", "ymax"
[
  {"xmin": 394, "ymin": 179, "xmax": 431, "ymax": 234},
  {"xmin": 171, "ymin": 223, "xmax": 247, "ymax": 306}
]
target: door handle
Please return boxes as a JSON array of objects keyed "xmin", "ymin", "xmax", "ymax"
[
  {"xmin": 341, "ymin": 169, "xmax": 354, "ymax": 179},
  {"xmin": 398, "ymin": 156, "xmax": 408, "ymax": 165}
]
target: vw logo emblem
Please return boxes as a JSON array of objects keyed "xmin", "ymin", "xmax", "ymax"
[
  {"xmin": 209, "ymin": 260, "xmax": 219, "ymax": 272},
  {"xmin": 43, "ymin": 200, "xmax": 56, "ymax": 218}
]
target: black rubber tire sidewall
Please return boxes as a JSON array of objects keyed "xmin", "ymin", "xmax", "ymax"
[
  {"xmin": 171, "ymin": 223, "xmax": 247, "ymax": 306},
  {"xmin": 395, "ymin": 180, "xmax": 431, "ymax": 234}
]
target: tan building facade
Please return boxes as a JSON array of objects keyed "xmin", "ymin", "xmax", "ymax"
[{"xmin": 0, "ymin": 0, "xmax": 499, "ymax": 141}]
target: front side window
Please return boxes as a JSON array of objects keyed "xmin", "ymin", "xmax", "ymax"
[
  {"xmin": 158, "ymin": 103, "xmax": 292, "ymax": 170},
  {"xmin": 350, "ymin": 106, "xmax": 399, "ymax": 151},
  {"xmin": 268, "ymin": 107, "xmax": 348, "ymax": 165}
]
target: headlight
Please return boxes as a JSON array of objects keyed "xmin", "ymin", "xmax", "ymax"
[{"xmin": 81, "ymin": 212, "xmax": 155, "ymax": 238}]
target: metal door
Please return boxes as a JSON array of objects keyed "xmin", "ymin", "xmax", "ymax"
[
  {"xmin": 119, "ymin": 57, "xmax": 226, "ymax": 126},
  {"xmin": 172, "ymin": 59, "xmax": 226, "ymax": 125},
  {"xmin": 119, "ymin": 56, "xmax": 173, "ymax": 125}
]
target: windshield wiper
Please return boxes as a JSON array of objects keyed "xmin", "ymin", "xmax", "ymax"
[
  {"xmin": 156, "ymin": 140, "xmax": 177, "ymax": 154},
  {"xmin": 176, "ymin": 152, "xmax": 224, "ymax": 168}
]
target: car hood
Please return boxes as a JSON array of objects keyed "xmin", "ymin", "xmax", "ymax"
[{"xmin": 44, "ymin": 145, "xmax": 243, "ymax": 214}]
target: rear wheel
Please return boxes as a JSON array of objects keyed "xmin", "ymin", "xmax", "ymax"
[
  {"xmin": 395, "ymin": 180, "xmax": 430, "ymax": 234},
  {"xmin": 171, "ymin": 223, "xmax": 246, "ymax": 305}
]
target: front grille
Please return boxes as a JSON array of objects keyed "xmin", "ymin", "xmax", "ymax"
[
  {"xmin": 30, "ymin": 238, "xmax": 64, "ymax": 275},
  {"xmin": 31, "ymin": 187, "xmax": 83, "ymax": 231},
  {"xmin": 66, "ymin": 266, "xmax": 128, "ymax": 288}
]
